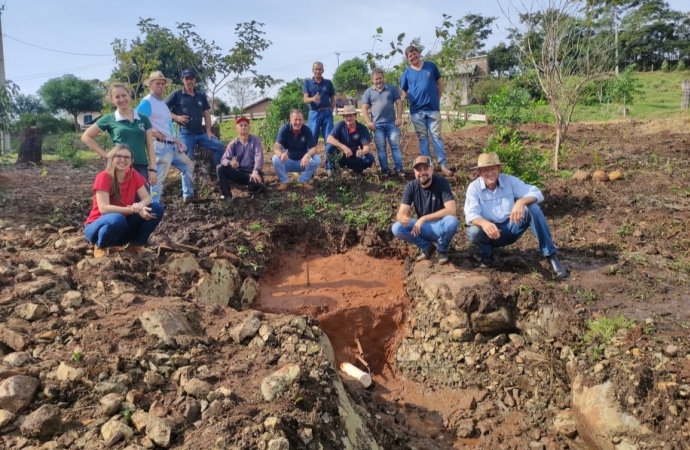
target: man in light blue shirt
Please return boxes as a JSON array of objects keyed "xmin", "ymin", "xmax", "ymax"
[{"xmin": 464, "ymin": 153, "xmax": 567, "ymax": 278}]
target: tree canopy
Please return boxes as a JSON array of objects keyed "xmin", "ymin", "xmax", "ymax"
[
  {"xmin": 333, "ymin": 58, "xmax": 370, "ymax": 94},
  {"xmin": 38, "ymin": 75, "xmax": 104, "ymax": 131}
]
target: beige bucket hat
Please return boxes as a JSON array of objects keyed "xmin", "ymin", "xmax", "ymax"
[
  {"xmin": 143, "ymin": 71, "xmax": 173, "ymax": 87},
  {"xmin": 472, "ymin": 152, "xmax": 503, "ymax": 169},
  {"xmin": 340, "ymin": 105, "xmax": 357, "ymax": 115}
]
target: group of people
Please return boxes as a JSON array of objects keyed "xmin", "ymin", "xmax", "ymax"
[{"xmin": 77, "ymin": 46, "xmax": 567, "ymax": 278}]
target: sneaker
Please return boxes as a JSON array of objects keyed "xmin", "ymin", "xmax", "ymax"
[
  {"xmin": 395, "ymin": 170, "xmax": 406, "ymax": 180},
  {"xmin": 300, "ymin": 182, "xmax": 314, "ymax": 190},
  {"xmin": 183, "ymin": 196, "xmax": 202, "ymax": 204},
  {"xmin": 277, "ymin": 183, "xmax": 289, "ymax": 191},
  {"xmin": 93, "ymin": 245, "xmax": 108, "ymax": 258},
  {"xmin": 415, "ymin": 244, "xmax": 436, "ymax": 261},
  {"xmin": 380, "ymin": 171, "xmax": 390, "ymax": 179},
  {"xmin": 479, "ymin": 257, "xmax": 493, "ymax": 269},
  {"xmin": 440, "ymin": 166, "xmax": 453, "ymax": 177},
  {"xmin": 221, "ymin": 195, "xmax": 233, "ymax": 204},
  {"xmin": 437, "ymin": 251, "xmax": 449, "ymax": 265}
]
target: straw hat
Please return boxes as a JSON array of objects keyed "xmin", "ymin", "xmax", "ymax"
[
  {"xmin": 340, "ymin": 105, "xmax": 357, "ymax": 115},
  {"xmin": 143, "ymin": 71, "xmax": 173, "ymax": 87},
  {"xmin": 472, "ymin": 152, "xmax": 503, "ymax": 169}
]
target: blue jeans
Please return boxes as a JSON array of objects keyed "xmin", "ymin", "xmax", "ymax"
[
  {"xmin": 391, "ymin": 216, "xmax": 459, "ymax": 253},
  {"xmin": 466, "ymin": 203, "xmax": 558, "ymax": 260},
  {"xmin": 178, "ymin": 129, "xmax": 225, "ymax": 165},
  {"xmin": 84, "ymin": 203, "xmax": 165, "ymax": 249},
  {"xmin": 271, "ymin": 154, "xmax": 321, "ymax": 183},
  {"xmin": 373, "ymin": 122, "xmax": 403, "ymax": 173},
  {"xmin": 410, "ymin": 110, "xmax": 447, "ymax": 167},
  {"xmin": 152, "ymin": 141, "xmax": 195, "ymax": 202},
  {"xmin": 308, "ymin": 110, "xmax": 334, "ymax": 144},
  {"xmin": 325, "ymin": 146, "xmax": 375, "ymax": 173}
]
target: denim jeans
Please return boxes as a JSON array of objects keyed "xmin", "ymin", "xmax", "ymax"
[
  {"xmin": 325, "ymin": 146, "xmax": 375, "ymax": 173},
  {"xmin": 84, "ymin": 203, "xmax": 165, "ymax": 248},
  {"xmin": 152, "ymin": 141, "xmax": 195, "ymax": 202},
  {"xmin": 373, "ymin": 122, "xmax": 403, "ymax": 173},
  {"xmin": 178, "ymin": 129, "xmax": 225, "ymax": 165},
  {"xmin": 308, "ymin": 109, "xmax": 334, "ymax": 144},
  {"xmin": 391, "ymin": 215, "xmax": 459, "ymax": 253},
  {"xmin": 271, "ymin": 154, "xmax": 322, "ymax": 183},
  {"xmin": 466, "ymin": 203, "xmax": 558, "ymax": 260},
  {"xmin": 216, "ymin": 165, "xmax": 265, "ymax": 197},
  {"xmin": 410, "ymin": 110, "xmax": 447, "ymax": 167}
]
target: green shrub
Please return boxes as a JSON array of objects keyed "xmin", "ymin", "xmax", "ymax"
[
  {"xmin": 661, "ymin": 60, "xmax": 670, "ymax": 72},
  {"xmin": 484, "ymin": 127, "xmax": 548, "ymax": 188},
  {"xmin": 486, "ymin": 86, "xmax": 534, "ymax": 128},
  {"xmin": 470, "ymin": 77, "xmax": 512, "ymax": 105},
  {"xmin": 676, "ymin": 60, "xmax": 687, "ymax": 71},
  {"xmin": 56, "ymin": 133, "xmax": 86, "ymax": 168}
]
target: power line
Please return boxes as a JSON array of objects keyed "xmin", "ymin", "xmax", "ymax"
[
  {"xmin": 3, "ymin": 33, "xmax": 112, "ymax": 57},
  {"xmin": 11, "ymin": 60, "xmax": 113, "ymax": 82}
]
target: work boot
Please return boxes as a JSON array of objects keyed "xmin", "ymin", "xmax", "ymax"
[
  {"xmin": 547, "ymin": 254, "xmax": 568, "ymax": 278},
  {"xmin": 440, "ymin": 166, "xmax": 453, "ymax": 177},
  {"xmin": 415, "ymin": 244, "xmax": 436, "ymax": 262},
  {"xmin": 277, "ymin": 183, "xmax": 289, "ymax": 191},
  {"xmin": 437, "ymin": 251, "xmax": 449, "ymax": 265},
  {"xmin": 300, "ymin": 182, "xmax": 313, "ymax": 190},
  {"xmin": 183, "ymin": 196, "xmax": 202, "ymax": 204},
  {"xmin": 93, "ymin": 245, "xmax": 108, "ymax": 258}
]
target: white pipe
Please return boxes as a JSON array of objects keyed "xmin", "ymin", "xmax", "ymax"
[{"xmin": 340, "ymin": 362, "xmax": 372, "ymax": 388}]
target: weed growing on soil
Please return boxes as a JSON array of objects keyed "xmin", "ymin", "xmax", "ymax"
[
  {"xmin": 584, "ymin": 314, "xmax": 635, "ymax": 345},
  {"xmin": 303, "ymin": 205, "xmax": 316, "ymax": 219},
  {"xmin": 576, "ymin": 288, "xmax": 598, "ymax": 304},
  {"xmin": 249, "ymin": 223, "xmax": 261, "ymax": 232},
  {"xmin": 71, "ymin": 351, "xmax": 83, "ymax": 362},
  {"xmin": 616, "ymin": 223, "xmax": 631, "ymax": 237},
  {"xmin": 255, "ymin": 242, "xmax": 265, "ymax": 253},
  {"xmin": 238, "ymin": 246, "xmax": 249, "ymax": 257}
]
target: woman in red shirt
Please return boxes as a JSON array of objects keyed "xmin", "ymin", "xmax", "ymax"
[{"xmin": 84, "ymin": 144, "xmax": 165, "ymax": 257}]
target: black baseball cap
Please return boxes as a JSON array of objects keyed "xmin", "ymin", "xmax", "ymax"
[{"xmin": 181, "ymin": 69, "xmax": 196, "ymax": 78}]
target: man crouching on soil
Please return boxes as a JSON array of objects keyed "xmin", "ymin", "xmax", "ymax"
[
  {"xmin": 392, "ymin": 156, "xmax": 459, "ymax": 265},
  {"xmin": 464, "ymin": 152, "xmax": 568, "ymax": 278}
]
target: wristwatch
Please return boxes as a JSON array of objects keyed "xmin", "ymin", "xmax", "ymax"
[{"xmin": 148, "ymin": 168, "xmax": 157, "ymax": 173}]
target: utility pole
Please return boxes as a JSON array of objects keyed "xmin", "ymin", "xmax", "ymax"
[
  {"xmin": 0, "ymin": 5, "xmax": 10, "ymax": 154},
  {"xmin": 335, "ymin": 52, "xmax": 341, "ymax": 68}
]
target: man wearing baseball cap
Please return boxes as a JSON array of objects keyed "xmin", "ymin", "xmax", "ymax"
[
  {"xmin": 136, "ymin": 71, "xmax": 197, "ymax": 204},
  {"xmin": 325, "ymin": 105, "xmax": 375, "ymax": 177},
  {"xmin": 392, "ymin": 155, "xmax": 459, "ymax": 265},
  {"xmin": 464, "ymin": 152, "xmax": 567, "ymax": 278},
  {"xmin": 217, "ymin": 116, "xmax": 265, "ymax": 203},
  {"xmin": 165, "ymin": 69, "xmax": 225, "ymax": 165}
]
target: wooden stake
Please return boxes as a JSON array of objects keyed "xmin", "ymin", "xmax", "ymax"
[{"xmin": 306, "ymin": 262, "xmax": 310, "ymax": 287}]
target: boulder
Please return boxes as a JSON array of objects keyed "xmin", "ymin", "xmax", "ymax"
[
  {"xmin": 261, "ymin": 364, "xmax": 301, "ymax": 401},
  {"xmin": 471, "ymin": 307, "xmax": 516, "ymax": 333},
  {"xmin": 239, "ymin": 278, "xmax": 260, "ymax": 310},
  {"xmin": 167, "ymin": 252, "xmax": 201, "ymax": 275},
  {"xmin": 139, "ymin": 308, "xmax": 194, "ymax": 346},
  {"xmin": 192, "ymin": 259, "xmax": 241, "ymax": 307},
  {"xmin": 0, "ymin": 375, "xmax": 40, "ymax": 413},
  {"xmin": 20, "ymin": 404, "xmax": 62, "ymax": 438}
]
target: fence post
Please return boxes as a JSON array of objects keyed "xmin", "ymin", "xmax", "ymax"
[{"xmin": 682, "ymin": 80, "xmax": 690, "ymax": 110}]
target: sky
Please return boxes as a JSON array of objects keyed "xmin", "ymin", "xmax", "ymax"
[{"xmin": 2, "ymin": 0, "xmax": 689, "ymax": 101}]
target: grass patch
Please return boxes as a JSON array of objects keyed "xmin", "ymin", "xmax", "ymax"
[{"xmin": 584, "ymin": 314, "xmax": 636, "ymax": 345}]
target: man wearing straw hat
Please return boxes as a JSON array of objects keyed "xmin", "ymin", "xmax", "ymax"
[
  {"xmin": 464, "ymin": 152, "xmax": 568, "ymax": 278},
  {"xmin": 392, "ymin": 155, "xmax": 458, "ymax": 265},
  {"xmin": 325, "ymin": 105, "xmax": 375, "ymax": 177},
  {"xmin": 136, "ymin": 71, "xmax": 196, "ymax": 204}
]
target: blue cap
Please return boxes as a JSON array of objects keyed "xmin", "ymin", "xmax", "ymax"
[{"xmin": 181, "ymin": 69, "xmax": 196, "ymax": 79}]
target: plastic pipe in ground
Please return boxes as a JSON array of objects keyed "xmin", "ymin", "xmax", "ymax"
[{"xmin": 340, "ymin": 362, "xmax": 372, "ymax": 388}]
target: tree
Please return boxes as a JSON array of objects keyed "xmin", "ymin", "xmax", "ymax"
[
  {"xmin": 13, "ymin": 94, "xmax": 46, "ymax": 115},
  {"xmin": 212, "ymin": 99, "xmax": 231, "ymax": 124},
  {"xmin": 258, "ymin": 79, "xmax": 308, "ymax": 148},
  {"xmin": 333, "ymin": 58, "xmax": 369, "ymax": 94},
  {"xmin": 0, "ymin": 80, "xmax": 19, "ymax": 134},
  {"xmin": 38, "ymin": 75, "xmax": 104, "ymax": 131},
  {"xmin": 503, "ymin": 0, "xmax": 615, "ymax": 170},
  {"xmin": 487, "ymin": 42, "xmax": 518, "ymax": 77},
  {"xmin": 226, "ymin": 77, "xmax": 259, "ymax": 113},
  {"xmin": 437, "ymin": 13, "xmax": 497, "ymax": 61}
]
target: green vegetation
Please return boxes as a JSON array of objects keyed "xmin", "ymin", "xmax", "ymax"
[
  {"xmin": 584, "ymin": 314, "xmax": 636, "ymax": 345},
  {"xmin": 71, "ymin": 351, "xmax": 83, "ymax": 362}
]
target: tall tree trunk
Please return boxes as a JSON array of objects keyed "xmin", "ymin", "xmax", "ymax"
[
  {"xmin": 554, "ymin": 125, "xmax": 562, "ymax": 172},
  {"xmin": 15, "ymin": 127, "xmax": 43, "ymax": 165},
  {"xmin": 73, "ymin": 113, "xmax": 80, "ymax": 132}
]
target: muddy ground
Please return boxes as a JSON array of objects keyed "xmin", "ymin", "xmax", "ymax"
[{"xmin": 0, "ymin": 117, "xmax": 689, "ymax": 449}]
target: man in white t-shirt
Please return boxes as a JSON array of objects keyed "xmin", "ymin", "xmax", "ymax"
[{"xmin": 136, "ymin": 71, "xmax": 197, "ymax": 204}]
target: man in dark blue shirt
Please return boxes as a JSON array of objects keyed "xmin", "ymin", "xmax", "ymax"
[
  {"xmin": 165, "ymin": 69, "xmax": 225, "ymax": 165},
  {"xmin": 392, "ymin": 156, "xmax": 459, "ymax": 265},
  {"xmin": 303, "ymin": 62, "xmax": 336, "ymax": 164},
  {"xmin": 325, "ymin": 105, "xmax": 375, "ymax": 176},
  {"xmin": 271, "ymin": 110, "xmax": 321, "ymax": 191}
]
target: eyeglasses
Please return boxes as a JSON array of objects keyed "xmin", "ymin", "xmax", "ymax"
[{"xmin": 114, "ymin": 154, "xmax": 132, "ymax": 161}]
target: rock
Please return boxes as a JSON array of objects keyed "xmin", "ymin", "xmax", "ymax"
[
  {"xmin": 184, "ymin": 378, "xmax": 212, "ymax": 399},
  {"xmin": 0, "ymin": 409, "xmax": 17, "ymax": 427},
  {"xmin": 192, "ymin": 259, "xmax": 241, "ymax": 306},
  {"xmin": 146, "ymin": 416, "xmax": 172, "ymax": 448},
  {"xmin": 130, "ymin": 410, "xmax": 149, "ymax": 432},
  {"xmin": 144, "ymin": 371, "xmax": 165, "ymax": 387},
  {"xmin": 61, "ymin": 291, "xmax": 83, "ymax": 309},
  {"xmin": 471, "ymin": 307, "xmax": 516, "ymax": 334},
  {"xmin": 239, "ymin": 278, "xmax": 260, "ymax": 310},
  {"xmin": 607, "ymin": 170, "xmax": 623, "ymax": 181},
  {"xmin": 0, "ymin": 375, "xmax": 40, "ymax": 413},
  {"xmin": 553, "ymin": 409, "xmax": 577, "ymax": 438},
  {"xmin": 572, "ymin": 170, "xmax": 590, "ymax": 182},
  {"xmin": 455, "ymin": 418, "xmax": 475, "ymax": 438},
  {"xmin": 592, "ymin": 170, "xmax": 608, "ymax": 182},
  {"xmin": 94, "ymin": 382, "xmax": 128, "ymax": 395},
  {"xmin": 201, "ymin": 399, "xmax": 223, "ymax": 420},
  {"xmin": 99, "ymin": 393, "xmax": 124, "ymax": 417},
  {"xmin": 230, "ymin": 312, "xmax": 262, "ymax": 343},
  {"xmin": 182, "ymin": 399, "xmax": 201, "ymax": 423},
  {"xmin": 207, "ymin": 387, "xmax": 233, "ymax": 402},
  {"xmin": 412, "ymin": 264, "xmax": 490, "ymax": 302},
  {"xmin": 14, "ymin": 303, "xmax": 49, "ymax": 321},
  {"xmin": 571, "ymin": 375, "xmax": 651, "ymax": 450},
  {"xmin": 261, "ymin": 364, "xmax": 301, "ymax": 402},
  {"xmin": 508, "ymin": 334, "xmax": 525, "ymax": 348},
  {"xmin": 529, "ymin": 442, "xmax": 545, "ymax": 450},
  {"xmin": 167, "ymin": 252, "xmax": 201, "ymax": 275},
  {"xmin": 15, "ymin": 277, "xmax": 56, "ymax": 298},
  {"xmin": 101, "ymin": 420, "xmax": 133, "ymax": 441},
  {"xmin": 56, "ymin": 362, "xmax": 85, "ymax": 382},
  {"xmin": 664, "ymin": 344, "xmax": 678, "ymax": 357},
  {"xmin": 440, "ymin": 314, "xmax": 467, "ymax": 332},
  {"xmin": 20, "ymin": 404, "xmax": 62, "ymax": 438},
  {"xmin": 267, "ymin": 437, "xmax": 289, "ymax": 450},
  {"xmin": 139, "ymin": 308, "xmax": 195, "ymax": 346},
  {"xmin": 3, "ymin": 352, "xmax": 30, "ymax": 367}
]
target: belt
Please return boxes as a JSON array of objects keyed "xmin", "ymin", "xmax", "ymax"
[
  {"xmin": 155, "ymin": 138, "xmax": 175, "ymax": 145},
  {"xmin": 315, "ymin": 107, "xmax": 332, "ymax": 112}
]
